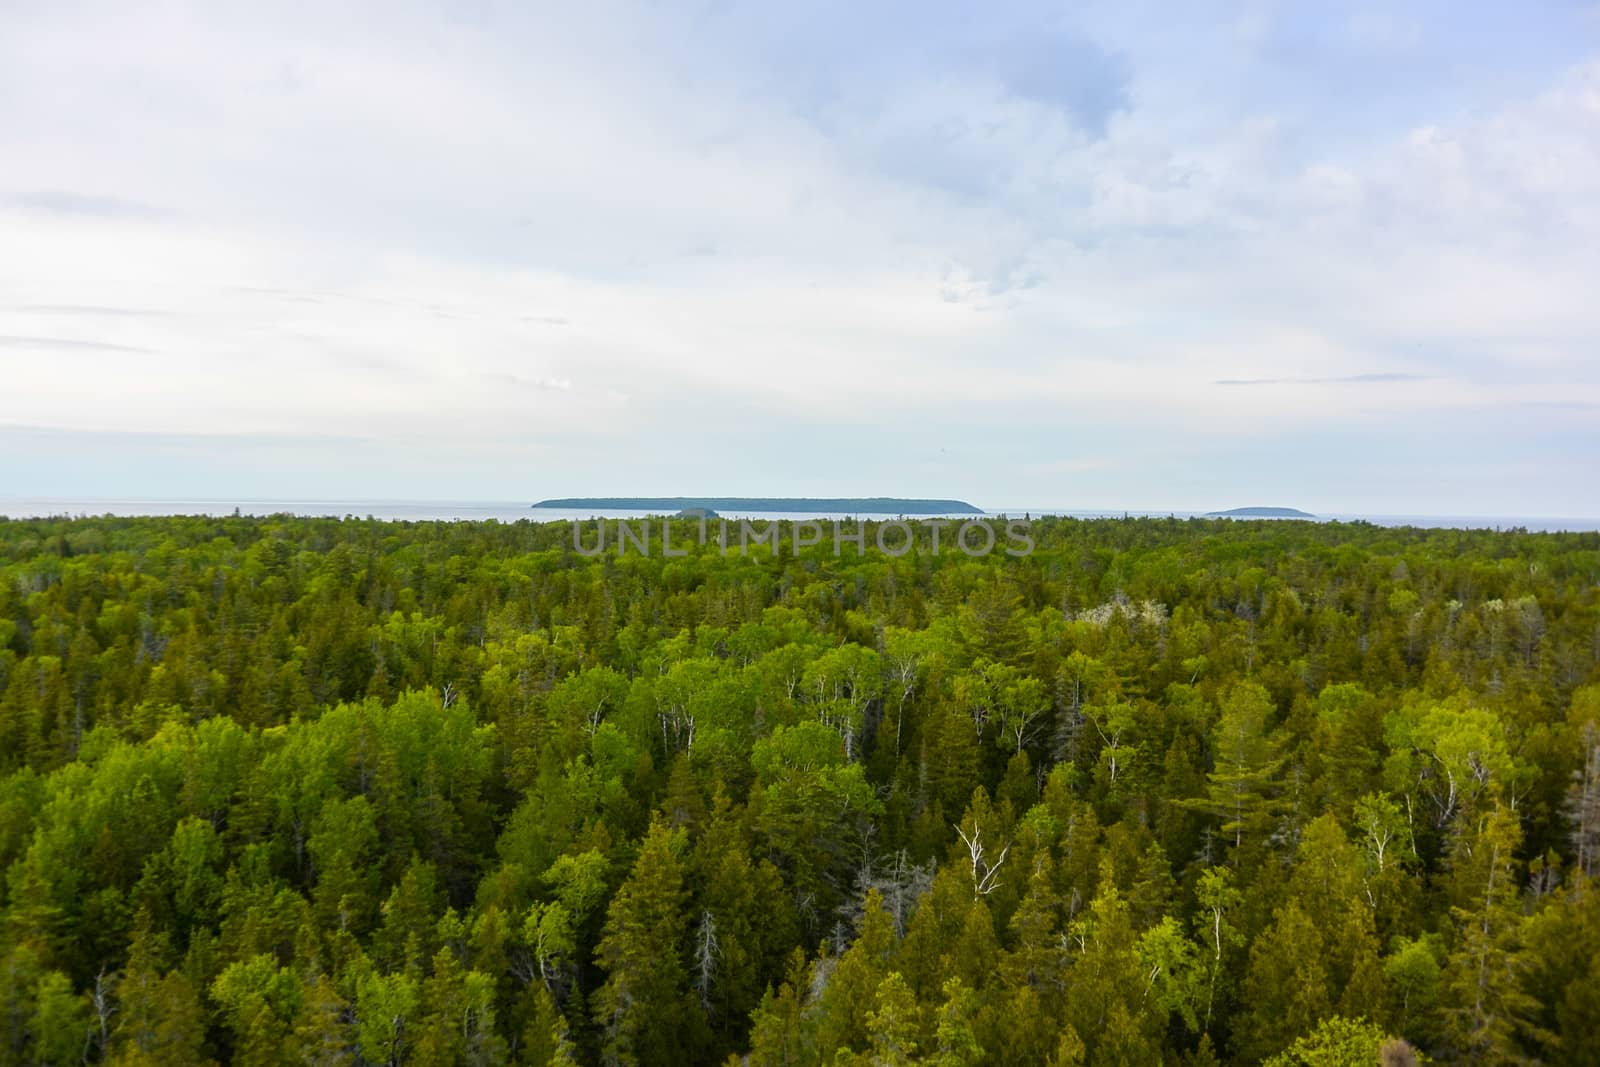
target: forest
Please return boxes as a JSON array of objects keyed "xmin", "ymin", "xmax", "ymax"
[{"xmin": 0, "ymin": 513, "xmax": 1597, "ymax": 1066}]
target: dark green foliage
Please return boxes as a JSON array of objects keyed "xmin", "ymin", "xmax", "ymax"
[{"xmin": 0, "ymin": 513, "xmax": 1597, "ymax": 1064}]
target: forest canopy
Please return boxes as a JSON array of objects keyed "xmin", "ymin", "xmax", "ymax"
[{"xmin": 0, "ymin": 513, "xmax": 1597, "ymax": 1066}]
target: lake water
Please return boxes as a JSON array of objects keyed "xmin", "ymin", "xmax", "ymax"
[{"xmin": 0, "ymin": 499, "xmax": 1596, "ymax": 532}]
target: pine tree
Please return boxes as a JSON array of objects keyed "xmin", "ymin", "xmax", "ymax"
[
  {"xmin": 518, "ymin": 984, "xmax": 577, "ymax": 1066},
  {"xmin": 1189, "ymin": 683, "xmax": 1284, "ymax": 853},
  {"xmin": 1440, "ymin": 805, "xmax": 1547, "ymax": 1063},
  {"xmin": 744, "ymin": 950, "xmax": 807, "ymax": 1067},
  {"xmin": 863, "ymin": 972, "xmax": 919, "ymax": 1067},
  {"xmin": 592, "ymin": 818, "xmax": 695, "ymax": 1067},
  {"xmin": 811, "ymin": 892, "xmax": 896, "ymax": 1057},
  {"xmin": 30, "ymin": 969, "xmax": 90, "ymax": 1067},
  {"xmin": 1236, "ymin": 903, "xmax": 1332, "ymax": 1063},
  {"xmin": 929, "ymin": 977, "xmax": 983, "ymax": 1067},
  {"xmin": 1000, "ymin": 851, "xmax": 1064, "ymax": 991},
  {"xmin": 1062, "ymin": 879, "xmax": 1162, "ymax": 1066},
  {"xmin": 108, "ymin": 928, "xmax": 213, "ymax": 1067},
  {"xmin": 354, "ymin": 971, "xmax": 419, "ymax": 1067},
  {"xmin": 292, "ymin": 974, "xmax": 357, "ymax": 1067}
]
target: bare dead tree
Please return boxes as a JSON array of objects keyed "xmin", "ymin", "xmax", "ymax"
[
  {"xmin": 1568, "ymin": 724, "xmax": 1600, "ymax": 891},
  {"xmin": 842, "ymin": 846, "xmax": 936, "ymax": 939},
  {"xmin": 88, "ymin": 968, "xmax": 116, "ymax": 1063},
  {"xmin": 885, "ymin": 653, "xmax": 920, "ymax": 758},
  {"xmin": 694, "ymin": 910, "xmax": 720, "ymax": 1013},
  {"xmin": 954, "ymin": 823, "xmax": 1009, "ymax": 899}
]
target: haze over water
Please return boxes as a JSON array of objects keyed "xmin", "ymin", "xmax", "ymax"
[{"xmin": 2, "ymin": 499, "xmax": 1596, "ymax": 534}]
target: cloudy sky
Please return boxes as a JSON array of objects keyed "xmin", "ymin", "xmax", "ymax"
[{"xmin": 2, "ymin": 1, "xmax": 1598, "ymax": 515}]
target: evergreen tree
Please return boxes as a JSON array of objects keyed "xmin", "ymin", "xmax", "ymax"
[
  {"xmin": 592, "ymin": 819, "xmax": 696, "ymax": 1067},
  {"xmin": 1191, "ymin": 683, "xmax": 1284, "ymax": 854},
  {"xmin": 1440, "ymin": 806, "xmax": 1547, "ymax": 1063}
]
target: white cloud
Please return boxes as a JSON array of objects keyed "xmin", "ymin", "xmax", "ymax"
[{"xmin": 0, "ymin": 1, "xmax": 1596, "ymax": 512}]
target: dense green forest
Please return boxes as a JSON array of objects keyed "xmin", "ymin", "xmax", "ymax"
[{"xmin": 1, "ymin": 514, "xmax": 1598, "ymax": 1066}]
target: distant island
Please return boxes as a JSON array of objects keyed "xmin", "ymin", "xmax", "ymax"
[
  {"xmin": 532, "ymin": 496, "xmax": 985, "ymax": 515},
  {"xmin": 1206, "ymin": 506, "xmax": 1317, "ymax": 519}
]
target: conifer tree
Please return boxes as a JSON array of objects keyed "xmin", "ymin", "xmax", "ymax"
[
  {"xmin": 592, "ymin": 818, "xmax": 695, "ymax": 1067},
  {"xmin": 1440, "ymin": 805, "xmax": 1546, "ymax": 1063},
  {"xmin": 1190, "ymin": 683, "xmax": 1283, "ymax": 853}
]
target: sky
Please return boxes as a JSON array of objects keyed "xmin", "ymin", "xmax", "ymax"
[{"xmin": 2, "ymin": 1, "xmax": 1598, "ymax": 516}]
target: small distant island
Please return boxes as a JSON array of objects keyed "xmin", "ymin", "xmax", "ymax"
[
  {"xmin": 1206, "ymin": 506, "xmax": 1317, "ymax": 519},
  {"xmin": 532, "ymin": 496, "xmax": 984, "ymax": 515}
]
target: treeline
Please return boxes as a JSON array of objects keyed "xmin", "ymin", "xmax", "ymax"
[{"xmin": 0, "ymin": 514, "xmax": 1598, "ymax": 1065}]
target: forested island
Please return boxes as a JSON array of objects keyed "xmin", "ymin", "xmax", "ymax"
[
  {"xmin": 1, "ymin": 513, "xmax": 1597, "ymax": 1065},
  {"xmin": 1205, "ymin": 508, "xmax": 1317, "ymax": 519},
  {"xmin": 531, "ymin": 498, "xmax": 985, "ymax": 515}
]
